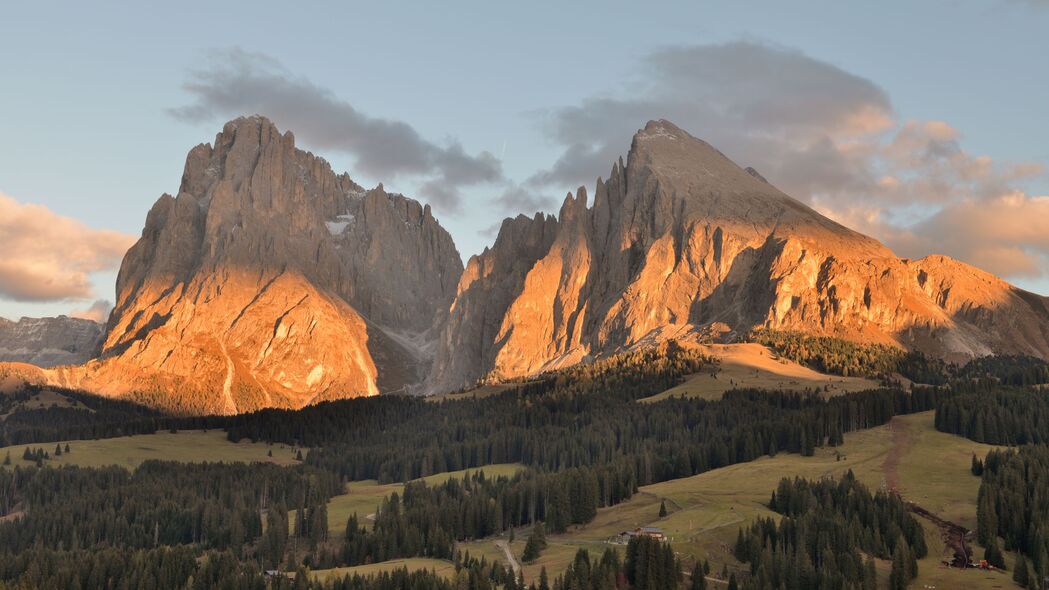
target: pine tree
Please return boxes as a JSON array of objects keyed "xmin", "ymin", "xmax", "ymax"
[
  {"xmin": 1013, "ymin": 554, "xmax": 1030, "ymax": 587},
  {"xmin": 659, "ymin": 500, "xmax": 668, "ymax": 518},
  {"xmin": 689, "ymin": 563, "xmax": 705, "ymax": 590},
  {"xmin": 889, "ymin": 544, "xmax": 907, "ymax": 590},
  {"xmin": 2, "ymin": 451, "xmax": 9, "ymax": 466},
  {"xmin": 726, "ymin": 573, "xmax": 738, "ymax": 590},
  {"xmin": 64, "ymin": 443, "xmax": 70, "ymax": 454},
  {"xmin": 54, "ymin": 444, "xmax": 61, "ymax": 457},
  {"xmin": 984, "ymin": 538, "xmax": 1006, "ymax": 569},
  {"xmin": 523, "ymin": 523, "xmax": 548, "ymax": 563}
]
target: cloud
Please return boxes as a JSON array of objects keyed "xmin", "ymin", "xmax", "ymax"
[
  {"xmin": 494, "ymin": 184, "xmax": 557, "ymax": 216},
  {"xmin": 528, "ymin": 40, "xmax": 1049, "ymax": 282},
  {"xmin": 170, "ymin": 48, "xmax": 503, "ymax": 212},
  {"xmin": 70, "ymin": 299, "xmax": 114, "ymax": 323},
  {"xmin": 0, "ymin": 193, "xmax": 135, "ymax": 302}
]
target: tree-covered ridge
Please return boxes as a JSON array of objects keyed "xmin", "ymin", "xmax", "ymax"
[
  {"xmin": 749, "ymin": 329, "xmax": 948, "ymax": 383},
  {"xmin": 222, "ymin": 341, "xmax": 947, "ymax": 485},
  {"xmin": 753, "ymin": 330, "xmax": 1049, "ymax": 391},
  {"xmin": 733, "ymin": 472, "xmax": 926, "ymax": 590},
  {"xmin": 936, "ymin": 387, "xmax": 1049, "ymax": 445},
  {"xmin": 976, "ymin": 445, "xmax": 1049, "ymax": 584},
  {"xmin": 956, "ymin": 355, "xmax": 1049, "ymax": 386}
]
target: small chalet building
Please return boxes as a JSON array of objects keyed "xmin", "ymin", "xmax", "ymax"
[{"xmin": 609, "ymin": 527, "xmax": 667, "ymax": 544}]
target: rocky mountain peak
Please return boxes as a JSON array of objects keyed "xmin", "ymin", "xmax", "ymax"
[
  {"xmin": 44, "ymin": 116, "xmax": 464, "ymax": 414},
  {"xmin": 428, "ymin": 119, "xmax": 1049, "ymax": 391}
]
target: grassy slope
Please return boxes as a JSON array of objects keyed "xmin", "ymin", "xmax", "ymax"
[
  {"xmin": 0, "ymin": 430, "xmax": 301, "ymax": 469},
  {"xmin": 642, "ymin": 343, "xmax": 880, "ymax": 402},
  {"xmin": 292, "ymin": 463, "xmax": 525, "ymax": 536},
  {"xmin": 465, "ymin": 412, "xmax": 1019, "ymax": 589},
  {"xmin": 310, "ymin": 558, "xmax": 457, "ymax": 582}
]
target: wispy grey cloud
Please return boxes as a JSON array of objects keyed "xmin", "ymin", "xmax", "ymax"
[
  {"xmin": 493, "ymin": 184, "xmax": 556, "ymax": 217},
  {"xmin": 170, "ymin": 48, "xmax": 503, "ymax": 212},
  {"xmin": 70, "ymin": 299, "xmax": 114, "ymax": 323}
]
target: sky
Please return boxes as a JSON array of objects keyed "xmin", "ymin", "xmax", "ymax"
[{"xmin": 1, "ymin": 1, "xmax": 1048, "ymax": 321}]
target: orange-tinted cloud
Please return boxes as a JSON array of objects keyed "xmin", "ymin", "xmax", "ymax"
[{"xmin": 0, "ymin": 192, "xmax": 136, "ymax": 302}]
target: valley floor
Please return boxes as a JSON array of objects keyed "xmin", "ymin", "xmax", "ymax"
[
  {"xmin": 457, "ymin": 412, "xmax": 1018, "ymax": 589},
  {"xmin": 0, "ymin": 408, "xmax": 1020, "ymax": 589}
]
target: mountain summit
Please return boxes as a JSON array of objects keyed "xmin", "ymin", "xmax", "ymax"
[
  {"xmin": 47, "ymin": 116, "xmax": 462, "ymax": 413},
  {"xmin": 10, "ymin": 118, "xmax": 1049, "ymax": 412},
  {"xmin": 428, "ymin": 120, "xmax": 1049, "ymax": 391}
]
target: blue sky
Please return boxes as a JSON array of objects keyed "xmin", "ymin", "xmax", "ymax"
[{"xmin": 1, "ymin": 0, "xmax": 1047, "ymax": 320}]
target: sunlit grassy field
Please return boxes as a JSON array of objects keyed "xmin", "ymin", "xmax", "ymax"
[
  {"xmin": 641, "ymin": 343, "xmax": 880, "ymax": 402},
  {"xmin": 0, "ymin": 429, "xmax": 300, "ymax": 469},
  {"xmin": 310, "ymin": 558, "xmax": 457, "ymax": 582},
  {"xmin": 461, "ymin": 412, "xmax": 1018, "ymax": 589}
]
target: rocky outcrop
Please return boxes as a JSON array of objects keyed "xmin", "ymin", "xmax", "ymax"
[
  {"xmin": 44, "ymin": 116, "xmax": 462, "ymax": 414},
  {"xmin": 0, "ymin": 316, "xmax": 103, "ymax": 368},
  {"xmin": 429, "ymin": 120, "xmax": 1049, "ymax": 391},
  {"xmin": 8, "ymin": 116, "xmax": 1048, "ymax": 409}
]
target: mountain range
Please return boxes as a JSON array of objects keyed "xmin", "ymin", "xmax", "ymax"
[{"xmin": 5, "ymin": 116, "xmax": 1048, "ymax": 413}]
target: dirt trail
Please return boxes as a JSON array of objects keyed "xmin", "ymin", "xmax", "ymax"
[
  {"xmin": 874, "ymin": 416, "xmax": 981, "ymax": 570},
  {"xmin": 881, "ymin": 417, "xmax": 914, "ymax": 492},
  {"xmin": 496, "ymin": 539, "xmax": 521, "ymax": 575},
  {"xmin": 907, "ymin": 501, "xmax": 974, "ymax": 567}
]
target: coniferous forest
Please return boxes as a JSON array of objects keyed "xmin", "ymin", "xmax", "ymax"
[
  {"xmin": 0, "ymin": 341, "xmax": 1047, "ymax": 588},
  {"xmin": 733, "ymin": 472, "xmax": 925, "ymax": 590}
]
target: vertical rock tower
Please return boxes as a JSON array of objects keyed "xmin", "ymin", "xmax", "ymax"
[{"xmin": 55, "ymin": 116, "xmax": 462, "ymax": 413}]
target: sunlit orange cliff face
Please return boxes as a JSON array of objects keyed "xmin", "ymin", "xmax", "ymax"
[{"xmin": 9, "ymin": 117, "xmax": 1049, "ymax": 414}]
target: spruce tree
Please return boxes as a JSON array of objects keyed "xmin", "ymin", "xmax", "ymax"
[
  {"xmin": 984, "ymin": 538, "xmax": 1006, "ymax": 569},
  {"xmin": 522, "ymin": 523, "xmax": 547, "ymax": 563},
  {"xmin": 659, "ymin": 500, "xmax": 668, "ymax": 518},
  {"xmin": 889, "ymin": 543, "xmax": 908, "ymax": 590},
  {"xmin": 689, "ymin": 563, "xmax": 706, "ymax": 590},
  {"xmin": 1013, "ymin": 554, "xmax": 1030, "ymax": 587}
]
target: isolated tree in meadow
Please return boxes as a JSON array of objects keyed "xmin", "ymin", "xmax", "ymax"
[
  {"xmin": 522, "ymin": 522, "xmax": 547, "ymax": 562},
  {"xmin": 659, "ymin": 500, "xmax": 668, "ymax": 517}
]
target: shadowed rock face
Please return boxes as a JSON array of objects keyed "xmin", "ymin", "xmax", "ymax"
[
  {"xmin": 47, "ymin": 116, "xmax": 462, "ymax": 414},
  {"xmin": 0, "ymin": 316, "xmax": 103, "ymax": 368},
  {"xmin": 429, "ymin": 120, "xmax": 1049, "ymax": 391},
  {"xmin": 10, "ymin": 117, "xmax": 1049, "ymax": 410}
]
